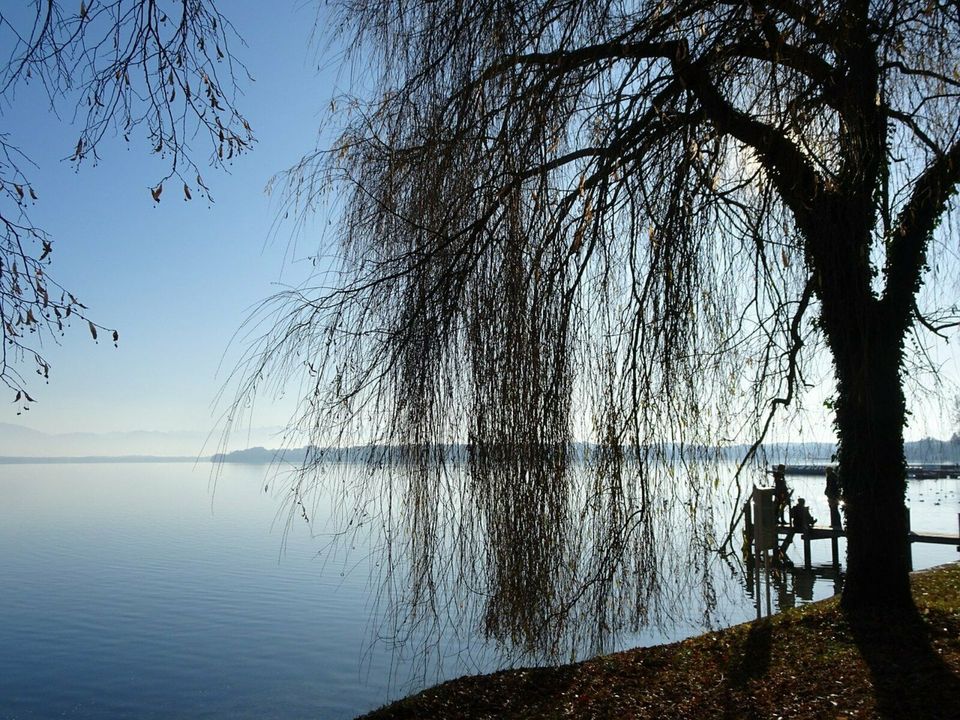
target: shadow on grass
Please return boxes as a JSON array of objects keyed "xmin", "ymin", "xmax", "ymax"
[
  {"xmin": 728, "ymin": 619, "xmax": 773, "ymax": 689},
  {"xmin": 846, "ymin": 606, "xmax": 960, "ymax": 720},
  {"xmin": 719, "ymin": 619, "xmax": 774, "ymax": 719}
]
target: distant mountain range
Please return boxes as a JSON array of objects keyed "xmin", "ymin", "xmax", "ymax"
[
  {"xmin": 0, "ymin": 422, "xmax": 286, "ymax": 459},
  {"xmin": 0, "ymin": 455, "xmax": 197, "ymax": 464}
]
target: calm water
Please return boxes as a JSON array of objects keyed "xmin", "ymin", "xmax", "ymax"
[{"xmin": 0, "ymin": 463, "xmax": 957, "ymax": 719}]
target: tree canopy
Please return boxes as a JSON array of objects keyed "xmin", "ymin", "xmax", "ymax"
[
  {"xmin": 228, "ymin": 0, "xmax": 960, "ymax": 654},
  {"xmin": 0, "ymin": 0, "xmax": 252, "ymax": 406}
]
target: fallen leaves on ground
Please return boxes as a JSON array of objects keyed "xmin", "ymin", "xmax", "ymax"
[{"xmin": 358, "ymin": 564, "xmax": 960, "ymax": 719}]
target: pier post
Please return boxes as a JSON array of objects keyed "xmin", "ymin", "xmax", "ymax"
[
  {"xmin": 751, "ymin": 488, "xmax": 776, "ymax": 618},
  {"xmin": 906, "ymin": 507, "xmax": 913, "ymax": 572},
  {"xmin": 803, "ymin": 531, "xmax": 811, "ymax": 570},
  {"xmin": 830, "ymin": 530, "xmax": 839, "ymax": 569}
]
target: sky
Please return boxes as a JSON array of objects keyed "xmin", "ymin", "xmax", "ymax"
[
  {"xmin": 2, "ymin": 2, "xmax": 342, "ymax": 447},
  {"xmin": 2, "ymin": 2, "xmax": 960, "ymax": 454}
]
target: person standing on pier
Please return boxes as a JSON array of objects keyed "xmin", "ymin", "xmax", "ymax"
[
  {"xmin": 825, "ymin": 467, "xmax": 843, "ymax": 530},
  {"xmin": 773, "ymin": 464, "xmax": 792, "ymax": 525}
]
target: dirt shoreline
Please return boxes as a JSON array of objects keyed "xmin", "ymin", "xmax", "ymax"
[{"xmin": 358, "ymin": 563, "xmax": 960, "ymax": 719}]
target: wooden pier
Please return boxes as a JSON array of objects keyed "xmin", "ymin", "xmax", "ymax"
[
  {"xmin": 743, "ymin": 488, "xmax": 958, "ymax": 618},
  {"xmin": 745, "ymin": 502, "xmax": 960, "ymax": 570}
]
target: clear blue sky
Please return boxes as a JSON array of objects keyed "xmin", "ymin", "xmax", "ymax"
[
  {"xmin": 3, "ymin": 2, "xmax": 959, "ymax": 446},
  {"xmin": 3, "ymin": 2, "xmax": 339, "ymax": 437}
]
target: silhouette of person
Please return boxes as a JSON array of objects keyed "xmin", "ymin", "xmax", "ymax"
[
  {"xmin": 790, "ymin": 497, "xmax": 816, "ymax": 530},
  {"xmin": 779, "ymin": 498, "xmax": 816, "ymax": 559},
  {"xmin": 773, "ymin": 464, "xmax": 791, "ymax": 524},
  {"xmin": 824, "ymin": 466, "xmax": 842, "ymax": 529}
]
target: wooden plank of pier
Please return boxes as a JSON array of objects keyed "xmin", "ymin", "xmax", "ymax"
[
  {"xmin": 909, "ymin": 531, "xmax": 960, "ymax": 546},
  {"xmin": 778, "ymin": 525, "xmax": 960, "ymax": 544},
  {"xmin": 760, "ymin": 512, "xmax": 960, "ymax": 569}
]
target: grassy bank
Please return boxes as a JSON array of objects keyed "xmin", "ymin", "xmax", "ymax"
[{"xmin": 359, "ymin": 563, "xmax": 960, "ymax": 719}]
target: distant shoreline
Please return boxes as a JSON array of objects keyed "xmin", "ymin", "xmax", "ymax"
[
  {"xmin": 0, "ymin": 455, "xmax": 200, "ymax": 464},
  {"xmin": 2, "ymin": 436, "xmax": 959, "ymax": 466}
]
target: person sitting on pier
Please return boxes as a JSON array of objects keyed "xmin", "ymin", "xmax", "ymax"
[
  {"xmin": 824, "ymin": 467, "xmax": 843, "ymax": 529},
  {"xmin": 778, "ymin": 498, "xmax": 817, "ymax": 561},
  {"xmin": 773, "ymin": 464, "xmax": 792, "ymax": 525},
  {"xmin": 790, "ymin": 498, "xmax": 816, "ymax": 530}
]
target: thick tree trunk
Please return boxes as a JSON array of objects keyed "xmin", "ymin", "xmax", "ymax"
[
  {"xmin": 809, "ymin": 190, "xmax": 915, "ymax": 612},
  {"xmin": 831, "ymin": 322, "xmax": 914, "ymax": 612}
]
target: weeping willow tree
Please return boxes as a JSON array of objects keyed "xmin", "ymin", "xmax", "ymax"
[{"xmin": 232, "ymin": 0, "xmax": 960, "ymax": 653}]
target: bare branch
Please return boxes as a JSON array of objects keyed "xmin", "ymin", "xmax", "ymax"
[{"xmin": 883, "ymin": 138, "xmax": 960, "ymax": 321}]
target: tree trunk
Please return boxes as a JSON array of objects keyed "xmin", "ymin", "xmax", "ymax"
[
  {"xmin": 830, "ymin": 319, "xmax": 914, "ymax": 612},
  {"xmin": 807, "ymin": 176, "xmax": 916, "ymax": 613}
]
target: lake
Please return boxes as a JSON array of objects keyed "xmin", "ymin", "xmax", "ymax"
[{"xmin": 1, "ymin": 462, "xmax": 957, "ymax": 719}]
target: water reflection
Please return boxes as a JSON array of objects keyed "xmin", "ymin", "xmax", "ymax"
[{"xmin": 745, "ymin": 561, "xmax": 845, "ymax": 614}]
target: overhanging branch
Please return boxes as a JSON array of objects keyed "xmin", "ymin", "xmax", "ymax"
[
  {"xmin": 669, "ymin": 44, "xmax": 826, "ymax": 229},
  {"xmin": 883, "ymin": 138, "xmax": 960, "ymax": 322}
]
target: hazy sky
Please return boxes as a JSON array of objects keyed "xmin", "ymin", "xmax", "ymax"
[
  {"xmin": 3, "ymin": 2, "xmax": 337, "ymax": 438},
  {"xmin": 3, "ymin": 2, "xmax": 960, "ymax": 447}
]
